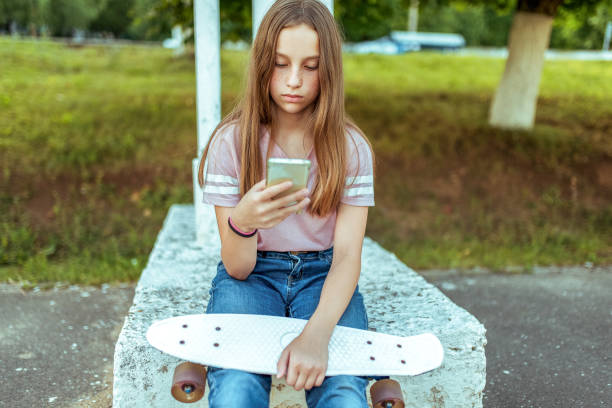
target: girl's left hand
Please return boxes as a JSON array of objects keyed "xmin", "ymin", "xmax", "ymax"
[{"xmin": 276, "ymin": 330, "xmax": 329, "ymax": 391}]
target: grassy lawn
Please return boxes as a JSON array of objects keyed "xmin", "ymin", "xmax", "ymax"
[{"xmin": 0, "ymin": 37, "xmax": 610, "ymax": 285}]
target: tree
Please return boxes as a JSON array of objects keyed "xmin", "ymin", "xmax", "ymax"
[
  {"xmin": 406, "ymin": 3, "xmax": 514, "ymax": 46},
  {"xmin": 219, "ymin": 0, "xmax": 251, "ymax": 43},
  {"xmin": 152, "ymin": 0, "xmax": 193, "ymax": 31},
  {"xmin": 432, "ymin": 0, "xmax": 603, "ymax": 130},
  {"xmin": 486, "ymin": 0, "xmax": 604, "ymax": 129},
  {"xmin": 46, "ymin": 0, "xmax": 104, "ymax": 37},
  {"xmin": 550, "ymin": 1, "xmax": 612, "ymax": 50},
  {"xmin": 0, "ymin": 0, "xmax": 44, "ymax": 34},
  {"xmin": 148, "ymin": 0, "xmax": 400, "ymax": 44},
  {"xmin": 128, "ymin": 0, "xmax": 174, "ymax": 41},
  {"xmin": 141, "ymin": 0, "xmax": 251, "ymax": 43},
  {"xmin": 335, "ymin": 0, "xmax": 397, "ymax": 42},
  {"xmin": 89, "ymin": 0, "xmax": 135, "ymax": 38},
  {"xmin": 405, "ymin": 0, "xmax": 606, "ymax": 129}
]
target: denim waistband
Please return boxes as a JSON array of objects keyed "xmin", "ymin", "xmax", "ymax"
[{"xmin": 256, "ymin": 246, "xmax": 333, "ymax": 261}]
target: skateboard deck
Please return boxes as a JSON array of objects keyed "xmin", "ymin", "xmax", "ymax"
[{"xmin": 147, "ymin": 313, "xmax": 443, "ymax": 377}]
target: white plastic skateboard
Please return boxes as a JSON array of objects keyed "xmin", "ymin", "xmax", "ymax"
[{"xmin": 147, "ymin": 313, "xmax": 444, "ymax": 406}]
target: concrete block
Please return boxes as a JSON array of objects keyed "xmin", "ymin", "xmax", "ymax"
[{"xmin": 113, "ymin": 204, "xmax": 486, "ymax": 407}]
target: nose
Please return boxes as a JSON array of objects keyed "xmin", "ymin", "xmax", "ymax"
[{"xmin": 287, "ymin": 67, "xmax": 302, "ymax": 88}]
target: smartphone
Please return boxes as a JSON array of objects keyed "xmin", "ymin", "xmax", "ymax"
[{"xmin": 266, "ymin": 158, "xmax": 311, "ymax": 206}]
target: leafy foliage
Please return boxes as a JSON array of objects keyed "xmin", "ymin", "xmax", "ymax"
[
  {"xmin": 220, "ymin": 0, "xmax": 252, "ymax": 43},
  {"xmin": 1, "ymin": 0, "xmax": 611, "ymax": 49},
  {"xmin": 335, "ymin": 0, "xmax": 396, "ymax": 41},
  {"xmin": 151, "ymin": 0, "xmax": 193, "ymax": 31},
  {"xmin": 0, "ymin": 0, "xmax": 43, "ymax": 31},
  {"xmin": 89, "ymin": 0, "xmax": 135, "ymax": 38},
  {"xmin": 46, "ymin": 0, "xmax": 104, "ymax": 36},
  {"xmin": 551, "ymin": 0, "xmax": 612, "ymax": 49},
  {"xmin": 393, "ymin": 0, "xmax": 612, "ymax": 49},
  {"xmin": 412, "ymin": 2, "xmax": 514, "ymax": 46},
  {"xmin": 438, "ymin": 0, "xmax": 603, "ymax": 15},
  {"xmin": 128, "ymin": 0, "xmax": 173, "ymax": 41}
]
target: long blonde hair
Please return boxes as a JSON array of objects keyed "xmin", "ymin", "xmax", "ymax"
[{"xmin": 197, "ymin": 0, "xmax": 375, "ymax": 217}]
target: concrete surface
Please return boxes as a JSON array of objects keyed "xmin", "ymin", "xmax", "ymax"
[
  {"xmin": 113, "ymin": 204, "xmax": 486, "ymax": 407},
  {"xmin": 0, "ymin": 283, "xmax": 134, "ymax": 408}
]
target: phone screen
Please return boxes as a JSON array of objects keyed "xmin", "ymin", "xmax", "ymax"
[{"xmin": 266, "ymin": 158, "xmax": 311, "ymax": 205}]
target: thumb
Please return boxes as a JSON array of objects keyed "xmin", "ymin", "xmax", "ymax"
[{"xmin": 277, "ymin": 348, "xmax": 290, "ymax": 379}]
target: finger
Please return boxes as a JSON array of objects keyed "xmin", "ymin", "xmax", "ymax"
[
  {"xmin": 285, "ymin": 358, "xmax": 298, "ymax": 386},
  {"xmin": 297, "ymin": 196, "xmax": 311, "ymax": 211},
  {"xmin": 275, "ymin": 188, "xmax": 309, "ymax": 209},
  {"xmin": 315, "ymin": 373, "xmax": 325, "ymax": 387},
  {"xmin": 259, "ymin": 180, "xmax": 293, "ymax": 201},
  {"xmin": 276, "ymin": 348, "xmax": 289, "ymax": 379},
  {"xmin": 294, "ymin": 372, "xmax": 308, "ymax": 391},
  {"xmin": 280, "ymin": 196, "xmax": 310, "ymax": 216},
  {"xmin": 261, "ymin": 190, "xmax": 308, "ymax": 221},
  {"xmin": 304, "ymin": 374, "xmax": 317, "ymax": 391},
  {"xmin": 280, "ymin": 197, "xmax": 311, "ymax": 219},
  {"xmin": 264, "ymin": 197, "xmax": 310, "ymax": 227},
  {"xmin": 252, "ymin": 179, "xmax": 267, "ymax": 191}
]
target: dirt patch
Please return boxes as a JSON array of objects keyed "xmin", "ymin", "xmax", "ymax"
[
  {"xmin": 7, "ymin": 162, "xmax": 189, "ymax": 229},
  {"xmin": 372, "ymin": 148, "xmax": 612, "ymax": 242},
  {"xmin": 596, "ymin": 162, "xmax": 612, "ymax": 190}
]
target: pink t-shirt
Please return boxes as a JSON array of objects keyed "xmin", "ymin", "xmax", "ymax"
[{"xmin": 202, "ymin": 122, "xmax": 375, "ymax": 251}]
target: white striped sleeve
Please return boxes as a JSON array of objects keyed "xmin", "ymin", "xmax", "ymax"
[
  {"xmin": 341, "ymin": 130, "xmax": 375, "ymax": 206},
  {"xmin": 202, "ymin": 126, "xmax": 242, "ymax": 207}
]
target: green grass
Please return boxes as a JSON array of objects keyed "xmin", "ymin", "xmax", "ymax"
[{"xmin": 0, "ymin": 37, "xmax": 610, "ymax": 284}]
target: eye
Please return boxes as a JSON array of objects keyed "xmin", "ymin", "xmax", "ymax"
[
  {"xmin": 275, "ymin": 63, "xmax": 287, "ymax": 67},
  {"xmin": 305, "ymin": 66, "xmax": 318, "ymax": 71}
]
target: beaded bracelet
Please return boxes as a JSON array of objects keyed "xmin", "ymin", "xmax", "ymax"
[{"xmin": 228, "ymin": 216, "xmax": 258, "ymax": 238}]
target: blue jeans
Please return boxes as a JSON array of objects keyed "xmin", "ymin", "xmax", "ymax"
[{"xmin": 205, "ymin": 246, "xmax": 370, "ymax": 408}]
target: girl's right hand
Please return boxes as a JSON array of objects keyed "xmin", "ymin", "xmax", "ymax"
[{"xmin": 230, "ymin": 179, "xmax": 310, "ymax": 231}]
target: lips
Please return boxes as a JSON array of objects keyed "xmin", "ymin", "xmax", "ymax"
[{"xmin": 282, "ymin": 94, "xmax": 303, "ymax": 102}]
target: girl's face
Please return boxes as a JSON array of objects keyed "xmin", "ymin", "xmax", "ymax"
[{"xmin": 270, "ymin": 23, "xmax": 320, "ymax": 116}]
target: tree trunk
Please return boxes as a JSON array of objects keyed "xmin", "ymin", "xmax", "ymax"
[{"xmin": 488, "ymin": 11, "xmax": 554, "ymax": 130}]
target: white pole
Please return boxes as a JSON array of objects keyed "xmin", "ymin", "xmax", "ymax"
[
  {"xmin": 320, "ymin": 0, "xmax": 334, "ymax": 17},
  {"xmin": 603, "ymin": 21, "xmax": 612, "ymax": 51},
  {"xmin": 252, "ymin": 0, "xmax": 277, "ymax": 41},
  {"xmin": 194, "ymin": 0, "xmax": 221, "ymax": 156},
  {"xmin": 252, "ymin": 0, "xmax": 334, "ymax": 41},
  {"xmin": 408, "ymin": 0, "xmax": 419, "ymax": 32},
  {"xmin": 193, "ymin": 0, "xmax": 221, "ymax": 244}
]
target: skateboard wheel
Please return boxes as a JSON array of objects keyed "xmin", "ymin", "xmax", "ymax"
[
  {"xmin": 171, "ymin": 362, "xmax": 207, "ymax": 403},
  {"xmin": 370, "ymin": 379, "xmax": 405, "ymax": 408}
]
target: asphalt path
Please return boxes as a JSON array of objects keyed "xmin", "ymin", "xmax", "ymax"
[
  {"xmin": 0, "ymin": 283, "xmax": 134, "ymax": 408},
  {"xmin": 0, "ymin": 266, "xmax": 610, "ymax": 407},
  {"xmin": 422, "ymin": 266, "xmax": 611, "ymax": 408}
]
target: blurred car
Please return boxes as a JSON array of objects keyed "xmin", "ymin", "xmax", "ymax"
[
  {"xmin": 344, "ymin": 31, "xmax": 465, "ymax": 55},
  {"xmin": 344, "ymin": 36, "xmax": 420, "ymax": 55}
]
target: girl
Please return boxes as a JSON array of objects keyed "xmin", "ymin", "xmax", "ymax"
[{"xmin": 197, "ymin": 0, "xmax": 376, "ymax": 406}]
